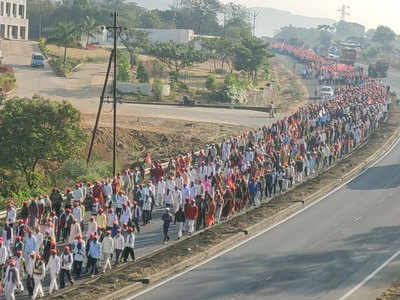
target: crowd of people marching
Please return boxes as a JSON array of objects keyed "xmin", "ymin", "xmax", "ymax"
[{"xmin": 0, "ymin": 43, "xmax": 391, "ymax": 300}]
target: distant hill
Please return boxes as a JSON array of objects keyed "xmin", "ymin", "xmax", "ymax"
[
  {"xmin": 252, "ymin": 7, "xmax": 336, "ymax": 37},
  {"xmin": 129, "ymin": 1, "xmax": 336, "ymax": 37}
]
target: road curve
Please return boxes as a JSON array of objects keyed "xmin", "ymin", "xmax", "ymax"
[{"xmin": 132, "ymin": 139, "xmax": 400, "ymax": 300}]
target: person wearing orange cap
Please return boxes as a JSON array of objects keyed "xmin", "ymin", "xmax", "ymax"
[
  {"xmin": 15, "ymin": 250, "xmax": 25, "ymax": 279},
  {"xmin": 72, "ymin": 236, "xmax": 85, "ymax": 277},
  {"xmin": 50, "ymin": 187, "xmax": 63, "ymax": 216},
  {"xmin": 3, "ymin": 259, "xmax": 23, "ymax": 300},
  {"xmin": 96, "ymin": 207, "xmax": 107, "ymax": 230},
  {"xmin": 68, "ymin": 217, "xmax": 82, "ymax": 244},
  {"xmin": 60, "ymin": 246, "xmax": 74, "ymax": 288},
  {"xmin": 2, "ymin": 222, "xmax": 13, "ymax": 255},
  {"xmin": 5, "ymin": 201, "xmax": 16, "ymax": 229},
  {"xmin": 25, "ymin": 251, "xmax": 36, "ymax": 296},
  {"xmin": 120, "ymin": 202, "xmax": 132, "ymax": 226},
  {"xmin": 101, "ymin": 230, "xmax": 114, "ymax": 273},
  {"xmin": 32, "ymin": 254, "xmax": 45, "ymax": 299},
  {"xmin": 46, "ymin": 248, "xmax": 60, "ymax": 294},
  {"xmin": 113, "ymin": 228, "xmax": 124, "ymax": 264},
  {"xmin": 87, "ymin": 216, "xmax": 98, "ymax": 240},
  {"xmin": 122, "ymin": 227, "xmax": 135, "ymax": 262},
  {"xmin": 186, "ymin": 199, "xmax": 198, "ymax": 235},
  {"xmin": 87, "ymin": 235, "xmax": 100, "ymax": 277}
]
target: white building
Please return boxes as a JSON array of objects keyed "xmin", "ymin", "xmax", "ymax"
[
  {"xmin": 0, "ymin": 0, "xmax": 28, "ymax": 39},
  {"xmin": 89, "ymin": 28, "xmax": 195, "ymax": 46}
]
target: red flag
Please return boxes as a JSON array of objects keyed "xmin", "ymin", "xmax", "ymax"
[{"xmin": 145, "ymin": 152, "xmax": 151, "ymax": 165}]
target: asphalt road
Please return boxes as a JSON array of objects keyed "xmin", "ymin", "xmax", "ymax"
[
  {"xmin": 4, "ymin": 40, "xmax": 275, "ymax": 129},
  {"xmin": 132, "ymin": 134, "xmax": 400, "ymax": 300}
]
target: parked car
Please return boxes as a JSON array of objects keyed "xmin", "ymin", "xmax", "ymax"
[
  {"xmin": 182, "ymin": 95, "xmax": 195, "ymax": 106},
  {"xmin": 31, "ymin": 53, "xmax": 45, "ymax": 68},
  {"xmin": 320, "ymin": 86, "xmax": 334, "ymax": 99}
]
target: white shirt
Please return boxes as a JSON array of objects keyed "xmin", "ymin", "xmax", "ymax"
[
  {"xmin": 5, "ymin": 207, "xmax": 16, "ymax": 224},
  {"xmin": 101, "ymin": 236, "xmax": 114, "ymax": 255},
  {"xmin": 157, "ymin": 181, "xmax": 166, "ymax": 194},
  {"xmin": 47, "ymin": 255, "xmax": 61, "ymax": 275},
  {"xmin": 60, "ymin": 253, "xmax": 73, "ymax": 270},
  {"xmin": 0, "ymin": 244, "xmax": 9, "ymax": 264},
  {"xmin": 124, "ymin": 233, "xmax": 135, "ymax": 248},
  {"xmin": 114, "ymin": 234, "xmax": 125, "ymax": 250}
]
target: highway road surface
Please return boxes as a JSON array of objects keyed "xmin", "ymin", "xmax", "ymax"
[{"xmin": 131, "ymin": 140, "xmax": 400, "ymax": 300}]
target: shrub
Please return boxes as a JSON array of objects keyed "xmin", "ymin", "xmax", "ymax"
[
  {"xmin": 136, "ymin": 62, "xmax": 150, "ymax": 83},
  {"xmin": 0, "ymin": 65, "xmax": 14, "ymax": 73},
  {"xmin": 152, "ymin": 79, "xmax": 163, "ymax": 101},
  {"xmin": 205, "ymin": 74, "xmax": 217, "ymax": 91},
  {"xmin": 39, "ymin": 38, "xmax": 49, "ymax": 56},
  {"xmin": 117, "ymin": 50, "xmax": 131, "ymax": 82},
  {"xmin": 53, "ymin": 159, "xmax": 113, "ymax": 187},
  {"xmin": 148, "ymin": 60, "xmax": 165, "ymax": 77},
  {"xmin": 49, "ymin": 58, "xmax": 81, "ymax": 77}
]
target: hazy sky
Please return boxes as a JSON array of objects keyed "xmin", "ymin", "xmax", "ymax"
[{"xmin": 224, "ymin": 0, "xmax": 400, "ymax": 33}]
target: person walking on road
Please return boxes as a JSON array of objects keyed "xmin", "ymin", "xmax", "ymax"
[
  {"xmin": 46, "ymin": 249, "xmax": 60, "ymax": 295},
  {"xmin": 186, "ymin": 200, "xmax": 198, "ymax": 235},
  {"xmin": 3, "ymin": 259, "xmax": 23, "ymax": 300},
  {"xmin": 32, "ymin": 254, "xmax": 45, "ymax": 300},
  {"xmin": 87, "ymin": 236, "xmax": 101, "ymax": 277},
  {"xmin": 101, "ymin": 230, "xmax": 114, "ymax": 273},
  {"xmin": 174, "ymin": 206, "xmax": 185, "ymax": 240},
  {"xmin": 59, "ymin": 246, "xmax": 74, "ymax": 288},
  {"xmin": 113, "ymin": 229, "xmax": 124, "ymax": 264},
  {"xmin": 122, "ymin": 227, "xmax": 135, "ymax": 262},
  {"xmin": 161, "ymin": 208, "xmax": 173, "ymax": 244},
  {"xmin": 72, "ymin": 236, "xmax": 85, "ymax": 277}
]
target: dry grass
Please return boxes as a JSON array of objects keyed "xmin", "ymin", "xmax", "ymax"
[
  {"xmin": 47, "ymin": 44, "xmax": 110, "ymax": 62},
  {"xmin": 81, "ymin": 114, "xmax": 249, "ymax": 168}
]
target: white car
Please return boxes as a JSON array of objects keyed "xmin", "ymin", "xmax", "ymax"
[{"xmin": 320, "ymin": 86, "xmax": 334, "ymax": 99}]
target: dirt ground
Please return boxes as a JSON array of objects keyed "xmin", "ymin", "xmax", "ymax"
[
  {"xmin": 269, "ymin": 59, "xmax": 310, "ymax": 114},
  {"xmin": 49, "ymin": 103, "xmax": 400, "ymax": 300},
  {"xmin": 82, "ymin": 114, "xmax": 249, "ymax": 168}
]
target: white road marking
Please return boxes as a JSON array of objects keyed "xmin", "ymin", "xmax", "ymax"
[
  {"xmin": 338, "ymin": 249, "xmax": 400, "ymax": 300},
  {"xmin": 126, "ymin": 137, "xmax": 400, "ymax": 300}
]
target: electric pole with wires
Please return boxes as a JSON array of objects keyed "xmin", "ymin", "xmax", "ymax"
[{"xmin": 87, "ymin": 11, "xmax": 121, "ymax": 177}]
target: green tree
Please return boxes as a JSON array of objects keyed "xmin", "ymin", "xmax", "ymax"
[
  {"xmin": 0, "ymin": 96, "xmax": 86, "ymax": 188},
  {"xmin": 205, "ymin": 74, "xmax": 217, "ymax": 91},
  {"xmin": 148, "ymin": 41, "xmax": 208, "ymax": 81},
  {"xmin": 120, "ymin": 29, "xmax": 149, "ymax": 67},
  {"xmin": 152, "ymin": 79, "xmax": 163, "ymax": 101},
  {"xmin": 51, "ymin": 22, "xmax": 78, "ymax": 64},
  {"xmin": 233, "ymin": 36, "xmax": 272, "ymax": 82},
  {"xmin": 136, "ymin": 62, "xmax": 149, "ymax": 83},
  {"xmin": 373, "ymin": 25, "xmax": 396, "ymax": 49},
  {"xmin": 335, "ymin": 21, "xmax": 365, "ymax": 39},
  {"xmin": 81, "ymin": 16, "xmax": 101, "ymax": 48},
  {"xmin": 117, "ymin": 50, "xmax": 131, "ymax": 82}
]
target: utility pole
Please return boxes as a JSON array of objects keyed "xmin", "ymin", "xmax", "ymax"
[
  {"xmin": 87, "ymin": 12, "xmax": 121, "ymax": 177},
  {"xmin": 111, "ymin": 12, "xmax": 119, "ymax": 177},
  {"xmin": 337, "ymin": 4, "xmax": 350, "ymax": 22},
  {"xmin": 251, "ymin": 9, "xmax": 261, "ymax": 37}
]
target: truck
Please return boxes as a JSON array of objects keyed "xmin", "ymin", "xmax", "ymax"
[
  {"xmin": 368, "ymin": 60, "xmax": 389, "ymax": 78},
  {"xmin": 339, "ymin": 48, "xmax": 357, "ymax": 65}
]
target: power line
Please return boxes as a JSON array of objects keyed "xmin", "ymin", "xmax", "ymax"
[{"xmin": 337, "ymin": 4, "xmax": 350, "ymax": 22}]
